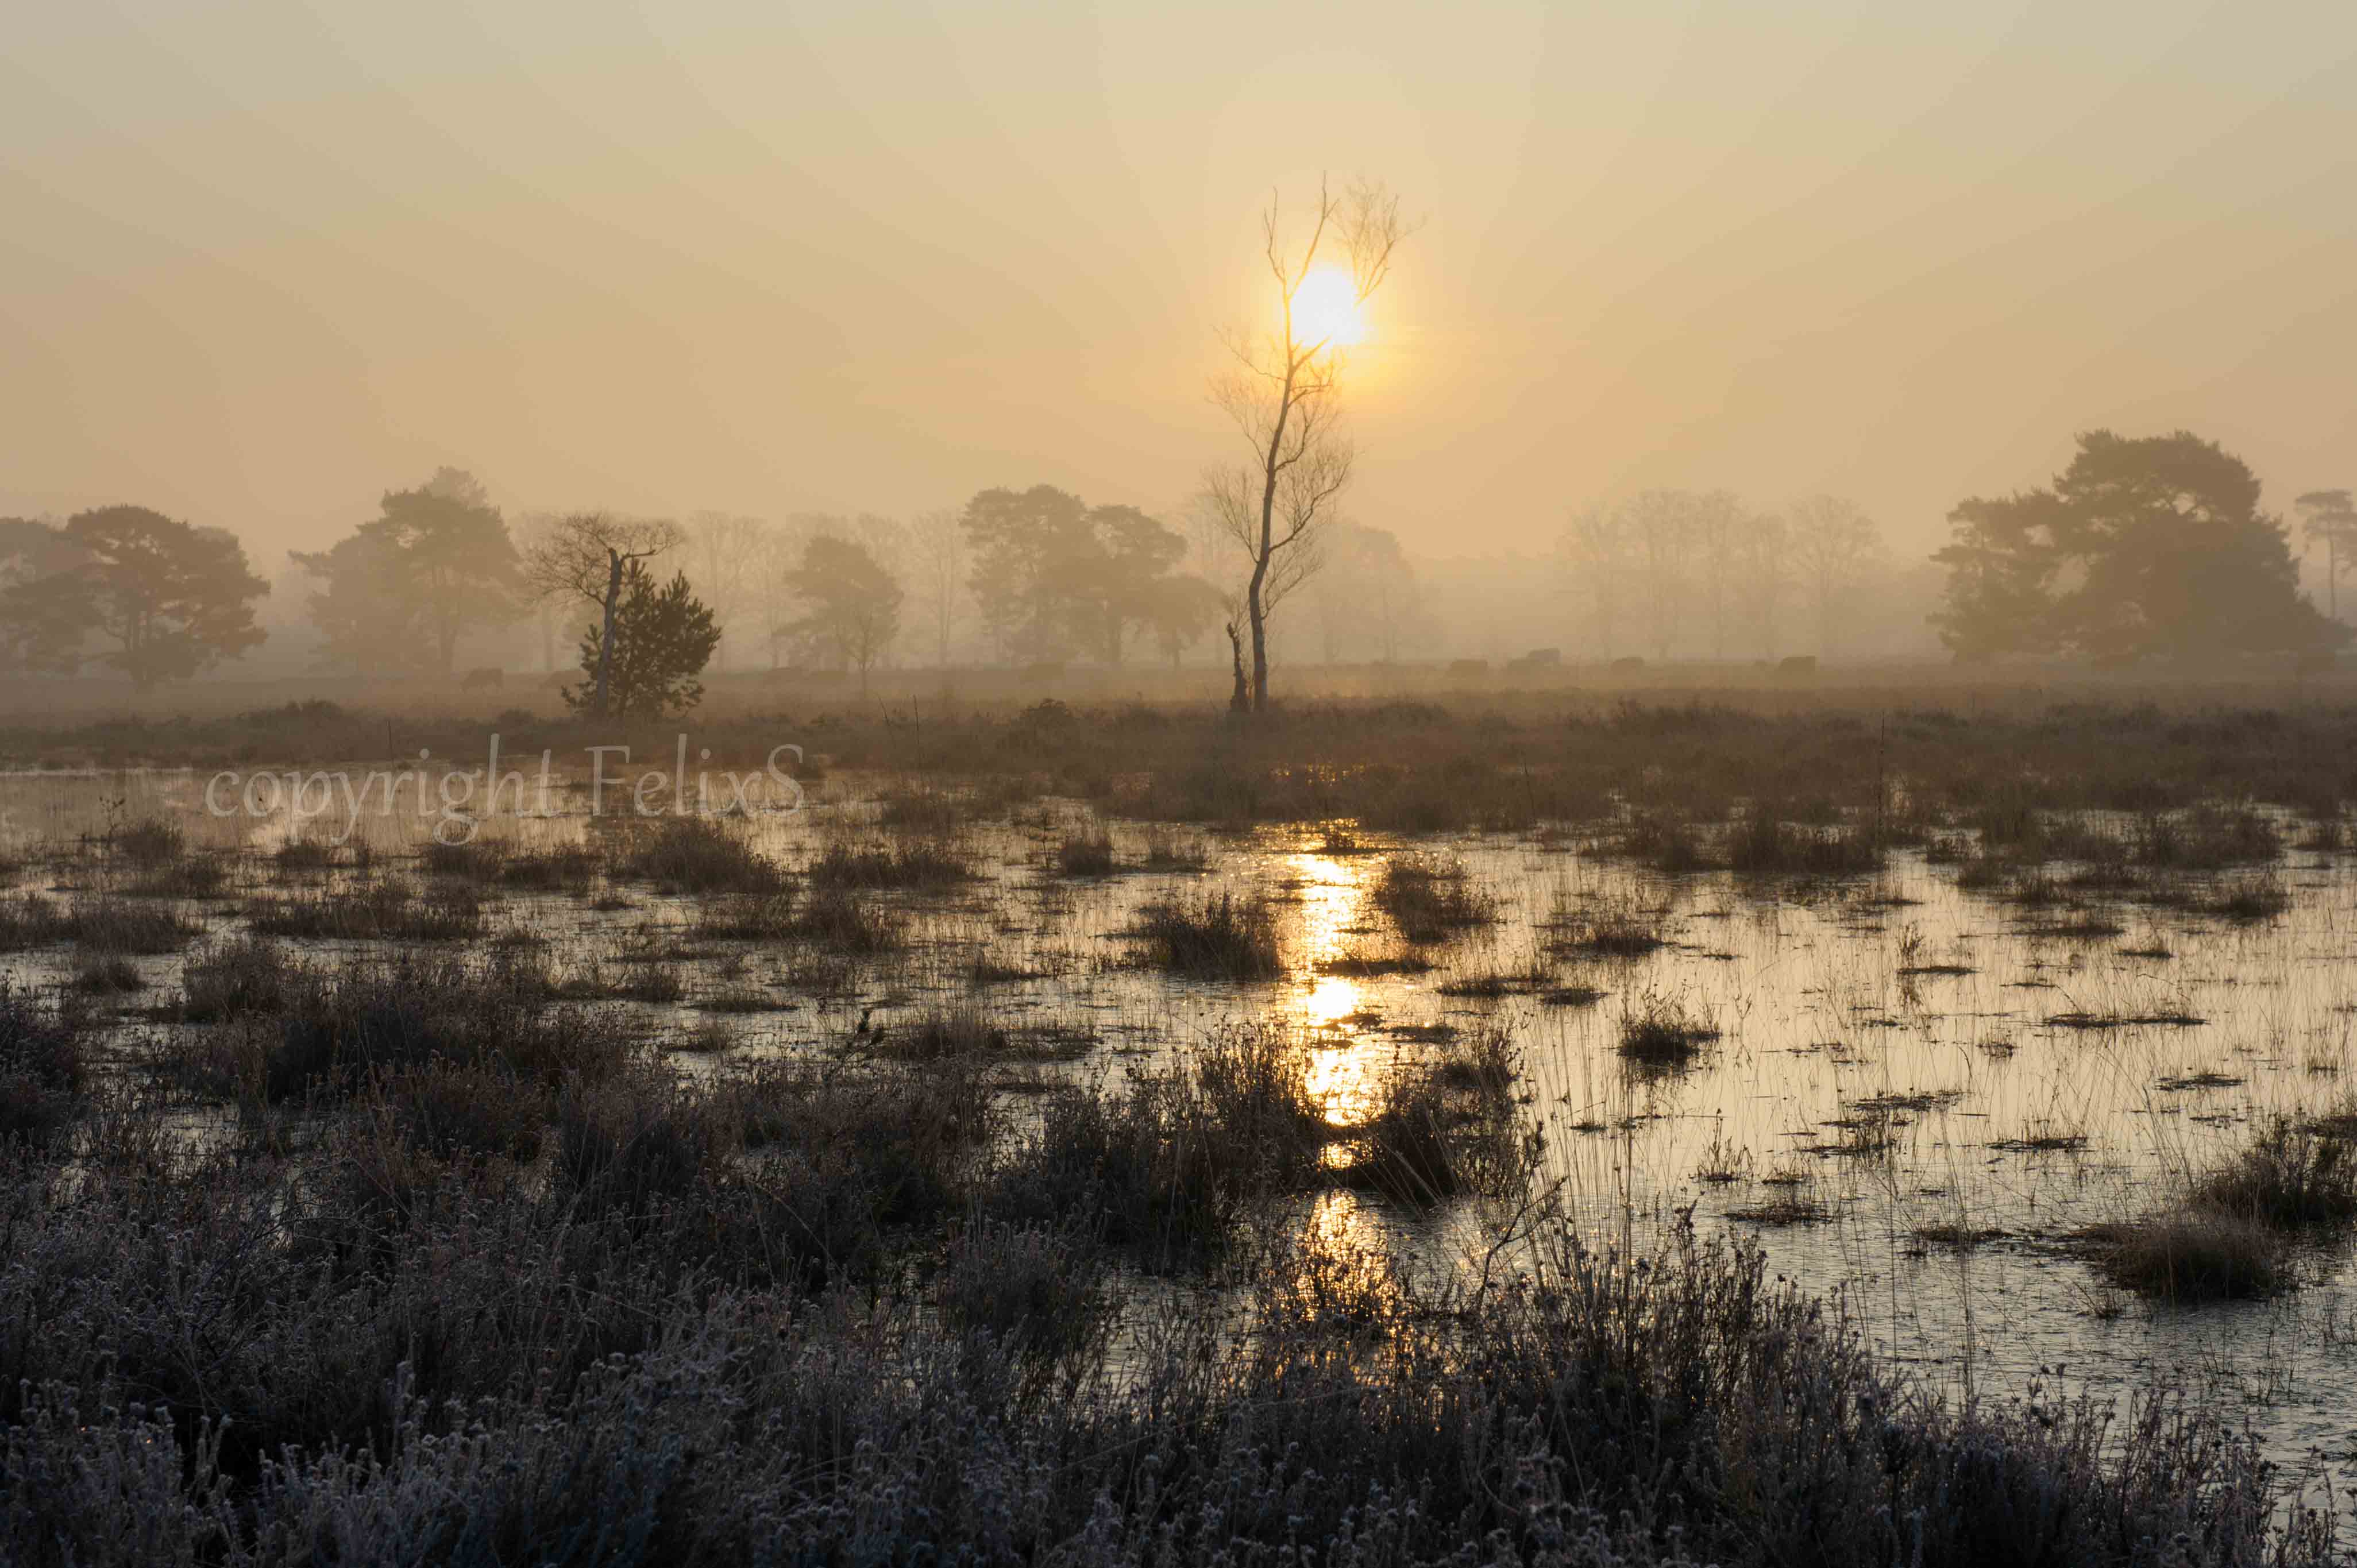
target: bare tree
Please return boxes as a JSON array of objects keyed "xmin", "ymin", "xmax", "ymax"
[
  {"xmin": 1734, "ymin": 510, "xmax": 1790, "ymax": 659},
  {"xmin": 1207, "ymin": 176, "xmax": 1413, "ymax": 712},
  {"xmin": 681, "ymin": 513, "xmax": 770, "ymax": 671},
  {"xmin": 1622, "ymin": 490, "xmax": 1694, "ymax": 662},
  {"xmin": 1559, "ymin": 503, "xmax": 1631, "ymax": 662},
  {"xmin": 523, "ymin": 512, "xmax": 682, "ymax": 716},
  {"xmin": 1688, "ymin": 490, "xmax": 1746, "ymax": 663},
  {"xmin": 908, "ymin": 508, "xmax": 966, "ymax": 669},
  {"xmin": 2297, "ymin": 489, "xmax": 2357, "ymax": 622},
  {"xmin": 1785, "ymin": 495, "xmax": 1883, "ymax": 660}
]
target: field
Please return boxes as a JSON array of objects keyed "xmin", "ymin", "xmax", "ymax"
[{"xmin": 2, "ymin": 681, "xmax": 2355, "ymax": 1565}]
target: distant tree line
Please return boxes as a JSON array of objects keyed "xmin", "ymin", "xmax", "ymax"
[
  {"xmin": 6, "ymin": 427, "xmax": 2346, "ymax": 702},
  {"xmin": 1557, "ymin": 489, "xmax": 1884, "ymax": 663}
]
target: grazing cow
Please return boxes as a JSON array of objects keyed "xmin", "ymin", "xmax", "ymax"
[{"xmin": 460, "ymin": 667, "xmax": 504, "ymax": 690}]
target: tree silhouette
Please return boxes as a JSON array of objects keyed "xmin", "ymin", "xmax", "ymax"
[
  {"xmin": 960, "ymin": 488, "xmax": 1188, "ymax": 666},
  {"xmin": 1139, "ymin": 573, "xmax": 1225, "ymax": 668},
  {"xmin": 1208, "ymin": 177, "xmax": 1413, "ymax": 712},
  {"xmin": 962, "ymin": 485, "xmax": 1095, "ymax": 664},
  {"xmin": 0, "ymin": 519, "xmax": 91, "ymax": 674},
  {"xmin": 1785, "ymin": 495, "xmax": 1883, "ymax": 660},
  {"xmin": 55, "ymin": 506, "xmax": 268, "ymax": 688},
  {"xmin": 562, "ymin": 563, "xmax": 719, "ymax": 718},
  {"xmin": 1933, "ymin": 431, "xmax": 2343, "ymax": 663},
  {"xmin": 2296, "ymin": 489, "xmax": 2357, "ymax": 623},
  {"xmin": 1559, "ymin": 504, "xmax": 1631, "ymax": 662},
  {"xmin": 783, "ymin": 534, "xmax": 904, "ymax": 691},
  {"xmin": 525, "ymin": 512, "xmax": 682, "ymax": 716},
  {"xmin": 294, "ymin": 468, "xmax": 520, "ymax": 675},
  {"xmin": 1066, "ymin": 504, "xmax": 1186, "ymax": 667}
]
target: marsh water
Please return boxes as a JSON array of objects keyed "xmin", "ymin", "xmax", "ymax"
[{"xmin": 6, "ymin": 762, "xmax": 2356, "ymax": 1494}]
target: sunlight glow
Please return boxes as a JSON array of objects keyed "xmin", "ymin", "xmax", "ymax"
[{"xmin": 1291, "ymin": 266, "xmax": 1367, "ymax": 349}]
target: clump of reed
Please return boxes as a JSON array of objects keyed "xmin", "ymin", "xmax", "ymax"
[
  {"xmin": 807, "ymin": 838, "xmax": 974, "ymax": 891},
  {"xmin": 0, "ymin": 895, "xmax": 199, "ymax": 954},
  {"xmin": 1546, "ymin": 887, "xmax": 1668, "ymax": 957},
  {"xmin": 617, "ymin": 817, "xmax": 786, "ymax": 893},
  {"xmin": 180, "ymin": 935, "xmax": 304, "ymax": 1022},
  {"xmin": 245, "ymin": 878, "xmax": 484, "ymax": 941},
  {"xmin": 125, "ymin": 853, "xmax": 230, "ymax": 899},
  {"xmin": 878, "ymin": 789, "xmax": 967, "ymax": 834},
  {"xmin": 1131, "ymin": 890, "xmax": 1282, "ymax": 979},
  {"xmin": 109, "ymin": 815, "xmax": 187, "ymax": 866},
  {"xmin": 161, "ymin": 948, "xmax": 605, "ymax": 1106},
  {"xmin": 1726, "ymin": 808, "xmax": 1883, "ymax": 874},
  {"xmin": 2084, "ymin": 1114, "xmax": 2357, "ymax": 1303},
  {"xmin": 790, "ymin": 887, "xmax": 905, "ymax": 952},
  {"xmin": 1615, "ymin": 990, "xmax": 1720, "ymax": 1072},
  {"xmin": 0, "ymin": 980, "xmax": 88, "ymax": 1146},
  {"xmin": 1371, "ymin": 855, "xmax": 1497, "ymax": 942},
  {"xmin": 1052, "ymin": 828, "xmax": 1117, "ymax": 876}
]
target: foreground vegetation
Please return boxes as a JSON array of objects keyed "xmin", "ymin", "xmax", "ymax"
[{"xmin": 0, "ymin": 945, "xmax": 2341, "ymax": 1565}]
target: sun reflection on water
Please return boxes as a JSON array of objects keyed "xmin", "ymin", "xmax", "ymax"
[{"xmin": 1280, "ymin": 839, "xmax": 1384, "ymax": 1128}]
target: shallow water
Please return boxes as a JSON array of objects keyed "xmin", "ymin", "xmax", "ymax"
[{"xmin": 5, "ymin": 763, "xmax": 2354, "ymax": 1492}]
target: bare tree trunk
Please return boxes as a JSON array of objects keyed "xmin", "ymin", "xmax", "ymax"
[
  {"xmin": 1226, "ymin": 621, "xmax": 1250, "ymax": 712},
  {"xmin": 594, "ymin": 549, "xmax": 624, "ymax": 717}
]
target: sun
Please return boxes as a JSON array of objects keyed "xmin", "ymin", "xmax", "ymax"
[{"xmin": 1290, "ymin": 265, "xmax": 1367, "ymax": 348}]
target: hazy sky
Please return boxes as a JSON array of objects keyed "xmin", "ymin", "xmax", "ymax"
[{"xmin": 6, "ymin": 1, "xmax": 2354, "ymax": 569}]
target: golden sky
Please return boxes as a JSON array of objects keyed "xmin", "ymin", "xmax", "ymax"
[{"xmin": 5, "ymin": 1, "xmax": 2354, "ymax": 564}]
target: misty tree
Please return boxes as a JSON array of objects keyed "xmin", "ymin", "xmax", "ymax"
[
  {"xmin": 1787, "ymin": 495, "xmax": 1883, "ymax": 659},
  {"xmin": 960, "ymin": 488, "xmax": 1188, "ymax": 666},
  {"xmin": 1734, "ymin": 511, "xmax": 1791, "ymax": 658},
  {"xmin": 1687, "ymin": 490, "xmax": 1746, "ymax": 662},
  {"xmin": 562, "ymin": 564, "xmax": 719, "ymax": 719},
  {"xmin": 49, "ymin": 506, "xmax": 268, "ymax": 689},
  {"xmin": 681, "ymin": 512, "xmax": 772, "ymax": 671},
  {"xmin": 783, "ymin": 534, "xmax": 903, "ymax": 691},
  {"xmin": 1559, "ymin": 503, "xmax": 1630, "ymax": 662},
  {"xmin": 1138, "ymin": 573, "xmax": 1225, "ymax": 668},
  {"xmin": 0, "ymin": 518, "xmax": 91, "ymax": 674},
  {"xmin": 2297, "ymin": 489, "xmax": 2357, "ymax": 622},
  {"xmin": 1307, "ymin": 524, "xmax": 1422, "ymax": 664},
  {"xmin": 908, "ymin": 508, "xmax": 966, "ymax": 669},
  {"xmin": 1622, "ymin": 491, "xmax": 1694, "ymax": 662},
  {"xmin": 963, "ymin": 485, "xmax": 1095, "ymax": 663},
  {"xmin": 506, "ymin": 512, "xmax": 570, "ymax": 671},
  {"xmin": 1932, "ymin": 431, "xmax": 2340, "ymax": 664},
  {"xmin": 293, "ymin": 468, "xmax": 520, "ymax": 677},
  {"xmin": 1070, "ymin": 504, "xmax": 1186, "ymax": 666},
  {"xmin": 1207, "ymin": 176, "xmax": 1412, "ymax": 712},
  {"xmin": 524, "ymin": 511, "xmax": 684, "ymax": 717}
]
